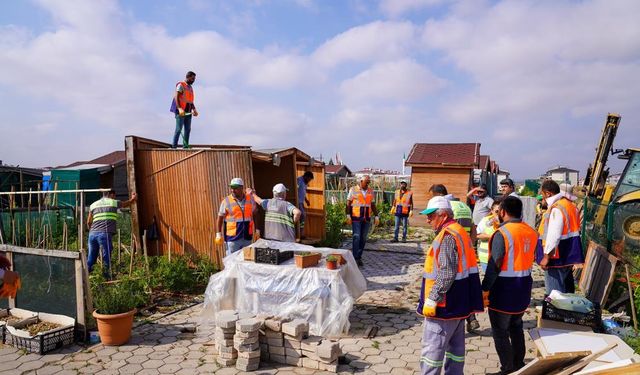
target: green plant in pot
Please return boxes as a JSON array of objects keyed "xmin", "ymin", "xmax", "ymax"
[
  {"xmin": 91, "ymin": 270, "xmax": 148, "ymax": 346},
  {"xmin": 326, "ymin": 255, "xmax": 339, "ymax": 270}
]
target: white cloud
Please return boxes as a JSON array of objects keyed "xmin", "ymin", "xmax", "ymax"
[
  {"xmin": 312, "ymin": 21, "xmax": 418, "ymax": 68},
  {"xmin": 340, "ymin": 59, "xmax": 446, "ymax": 104}
]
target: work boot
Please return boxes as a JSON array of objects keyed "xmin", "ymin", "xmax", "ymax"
[
  {"xmin": 391, "ymin": 238, "xmax": 399, "ymax": 243},
  {"xmin": 402, "ymin": 238, "xmax": 407, "ymax": 243},
  {"xmin": 467, "ymin": 316, "xmax": 480, "ymax": 333},
  {"xmin": 356, "ymin": 259, "xmax": 364, "ymax": 267}
]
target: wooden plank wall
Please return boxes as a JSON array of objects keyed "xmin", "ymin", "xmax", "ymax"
[
  {"xmin": 297, "ymin": 163, "xmax": 326, "ymax": 241},
  {"xmin": 251, "ymin": 155, "xmax": 296, "ymax": 236},
  {"xmin": 410, "ymin": 167, "xmax": 472, "ymax": 227},
  {"xmin": 132, "ymin": 146, "xmax": 253, "ymax": 268}
]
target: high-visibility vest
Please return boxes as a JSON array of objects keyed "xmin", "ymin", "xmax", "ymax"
[
  {"xmin": 349, "ymin": 186, "xmax": 373, "ymax": 221},
  {"xmin": 417, "ymin": 222, "xmax": 484, "ymax": 319},
  {"xmin": 488, "ymin": 222, "xmax": 540, "ymax": 314},
  {"xmin": 392, "ymin": 189, "xmax": 412, "ymax": 216},
  {"xmin": 223, "ymin": 194, "xmax": 254, "ymax": 242},
  {"xmin": 450, "ymin": 200, "xmax": 473, "ymax": 234},
  {"xmin": 536, "ymin": 197, "xmax": 584, "ymax": 268},
  {"xmin": 176, "ymin": 81, "xmax": 194, "ymax": 110},
  {"xmin": 89, "ymin": 197, "xmax": 119, "ymax": 233},
  {"xmin": 477, "ymin": 214, "xmax": 498, "ymax": 265}
]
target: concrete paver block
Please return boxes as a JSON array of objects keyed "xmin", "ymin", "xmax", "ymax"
[
  {"xmin": 235, "ymin": 318, "xmax": 261, "ymax": 332},
  {"xmin": 281, "ymin": 319, "xmax": 309, "ymax": 337}
]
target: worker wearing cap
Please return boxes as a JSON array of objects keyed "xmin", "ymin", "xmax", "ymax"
[
  {"xmin": 297, "ymin": 171, "xmax": 314, "ymax": 239},
  {"xmin": 247, "ymin": 183, "xmax": 301, "ymax": 242},
  {"xmin": 482, "ymin": 197, "xmax": 540, "ymax": 375},
  {"xmin": 428, "ymin": 184, "xmax": 480, "ymax": 333},
  {"xmin": 417, "ymin": 196, "xmax": 484, "ymax": 375},
  {"xmin": 391, "ymin": 180, "xmax": 413, "ymax": 243},
  {"xmin": 216, "ymin": 178, "xmax": 256, "ymax": 256},
  {"xmin": 537, "ymin": 180, "xmax": 584, "ymax": 294},
  {"xmin": 346, "ymin": 175, "xmax": 379, "ymax": 267},
  {"xmin": 170, "ymin": 71, "xmax": 199, "ymax": 149},
  {"xmin": 86, "ymin": 189, "xmax": 137, "ymax": 276}
]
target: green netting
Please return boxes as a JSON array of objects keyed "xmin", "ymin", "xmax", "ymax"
[{"xmin": 12, "ymin": 252, "xmax": 77, "ymax": 319}]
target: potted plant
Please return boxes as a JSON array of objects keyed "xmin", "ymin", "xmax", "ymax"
[
  {"xmin": 326, "ymin": 255, "xmax": 339, "ymax": 270},
  {"xmin": 294, "ymin": 252, "xmax": 321, "ymax": 269},
  {"xmin": 91, "ymin": 274, "xmax": 147, "ymax": 346},
  {"xmin": 331, "ymin": 253, "xmax": 347, "ymax": 265}
]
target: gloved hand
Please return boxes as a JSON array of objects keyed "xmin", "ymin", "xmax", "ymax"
[
  {"xmin": 374, "ymin": 216, "xmax": 380, "ymax": 226},
  {"xmin": 178, "ymin": 108, "xmax": 185, "ymax": 117},
  {"xmin": 423, "ymin": 299, "xmax": 437, "ymax": 317},
  {"xmin": 482, "ymin": 291, "xmax": 490, "ymax": 308},
  {"xmin": 215, "ymin": 232, "xmax": 223, "ymax": 246},
  {"xmin": 409, "ymin": 210, "xmax": 413, "ymax": 217},
  {"xmin": 346, "ymin": 217, "xmax": 352, "ymax": 226}
]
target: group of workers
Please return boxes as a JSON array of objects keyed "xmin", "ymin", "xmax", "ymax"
[{"xmin": 405, "ymin": 178, "xmax": 584, "ymax": 375}]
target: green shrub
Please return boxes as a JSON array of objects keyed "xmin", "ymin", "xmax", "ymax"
[
  {"xmin": 91, "ymin": 267, "xmax": 149, "ymax": 315},
  {"xmin": 152, "ymin": 254, "xmax": 218, "ymax": 293},
  {"xmin": 318, "ymin": 202, "xmax": 346, "ymax": 248}
]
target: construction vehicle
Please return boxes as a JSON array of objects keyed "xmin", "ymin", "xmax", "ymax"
[{"xmin": 582, "ymin": 113, "xmax": 640, "ymax": 260}]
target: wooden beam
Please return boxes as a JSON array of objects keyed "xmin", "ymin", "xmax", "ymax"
[{"xmin": 0, "ymin": 244, "xmax": 80, "ymax": 259}]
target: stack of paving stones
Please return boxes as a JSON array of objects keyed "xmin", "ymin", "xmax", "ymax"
[
  {"xmin": 214, "ymin": 310, "xmax": 239, "ymax": 367},
  {"xmin": 235, "ymin": 317, "xmax": 262, "ymax": 371},
  {"xmin": 260, "ymin": 317, "xmax": 341, "ymax": 372}
]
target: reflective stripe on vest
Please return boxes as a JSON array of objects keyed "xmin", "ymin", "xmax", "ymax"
[
  {"xmin": 223, "ymin": 194, "xmax": 254, "ymax": 241},
  {"xmin": 536, "ymin": 197, "xmax": 583, "ymax": 267},
  {"xmin": 394, "ymin": 190, "xmax": 412, "ymax": 215},
  {"xmin": 89, "ymin": 198, "xmax": 118, "ymax": 222},
  {"xmin": 417, "ymin": 222, "xmax": 484, "ymax": 319},
  {"xmin": 176, "ymin": 81, "xmax": 194, "ymax": 110},
  {"xmin": 488, "ymin": 222, "xmax": 539, "ymax": 313},
  {"xmin": 350, "ymin": 186, "xmax": 373, "ymax": 220}
]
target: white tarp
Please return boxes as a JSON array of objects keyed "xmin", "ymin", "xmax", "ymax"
[{"xmin": 202, "ymin": 239, "xmax": 367, "ymax": 337}]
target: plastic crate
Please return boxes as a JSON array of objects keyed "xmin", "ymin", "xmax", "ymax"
[
  {"xmin": 254, "ymin": 248, "xmax": 294, "ymax": 265},
  {"xmin": 5, "ymin": 324, "xmax": 75, "ymax": 354},
  {"xmin": 541, "ymin": 299, "xmax": 602, "ymax": 330}
]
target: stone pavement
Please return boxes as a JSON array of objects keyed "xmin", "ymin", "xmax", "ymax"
[{"xmin": 0, "ymin": 240, "xmax": 545, "ymax": 374}]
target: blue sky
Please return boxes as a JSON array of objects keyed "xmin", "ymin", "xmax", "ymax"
[{"xmin": 2, "ymin": 0, "xmax": 640, "ymax": 179}]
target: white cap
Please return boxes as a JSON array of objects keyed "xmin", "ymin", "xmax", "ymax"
[
  {"xmin": 273, "ymin": 183, "xmax": 288, "ymax": 193},
  {"xmin": 559, "ymin": 183, "xmax": 577, "ymax": 201},
  {"xmin": 420, "ymin": 196, "xmax": 452, "ymax": 215},
  {"xmin": 229, "ymin": 178, "xmax": 244, "ymax": 187}
]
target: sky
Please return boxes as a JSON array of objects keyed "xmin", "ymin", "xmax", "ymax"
[{"xmin": 1, "ymin": 0, "xmax": 640, "ymax": 179}]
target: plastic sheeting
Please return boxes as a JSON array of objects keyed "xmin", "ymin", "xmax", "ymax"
[{"xmin": 202, "ymin": 239, "xmax": 367, "ymax": 337}]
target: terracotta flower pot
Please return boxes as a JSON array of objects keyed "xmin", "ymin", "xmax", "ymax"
[
  {"xmin": 326, "ymin": 260, "xmax": 338, "ymax": 270},
  {"xmin": 93, "ymin": 309, "xmax": 136, "ymax": 346},
  {"xmin": 294, "ymin": 253, "xmax": 321, "ymax": 268},
  {"xmin": 331, "ymin": 253, "xmax": 347, "ymax": 265}
]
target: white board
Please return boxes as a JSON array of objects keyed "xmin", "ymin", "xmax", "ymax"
[{"xmin": 538, "ymin": 329, "xmax": 622, "ymax": 363}]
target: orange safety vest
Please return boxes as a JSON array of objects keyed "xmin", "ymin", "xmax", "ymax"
[
  {"xmin": 350, "ymin": 185, "xmax": 373, "ymax": 221},
  {"xmin": 393, "ymin": 189, "xmax": 412, "ymax": 215},
  {"xmin": 176, "ymin": 81, "xmax": 194, "ymax": 110},
  {"xmin": 488, "ymin": 222, "xmax": 539, "ymax": 314},
  {"xmin": 536, "ymin": 197, "xmax": 583, "ymax": 267},
  {"xmin": 417, "ymin": 221, "xmax": 484, "ymax": 319},
  {"xmin": 223, "ymin": 194, "xmax": 254, "ymax": 241}
]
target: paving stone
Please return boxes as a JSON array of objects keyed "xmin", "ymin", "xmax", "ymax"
[
  {"xmin": 142, "ymin": 359, "xmax": 165, "ymax": 369},
  {"xmin": 119, "ymin": 363, "xmax": 143, "ymax": 374},
  {"xmin": 235, "ymin": 318, "xmax": 261, "ymax": 332}
]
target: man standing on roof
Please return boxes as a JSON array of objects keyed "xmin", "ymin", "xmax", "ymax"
[
  {"xmin": 247, "ymin": 184, "xmax": 301, "ymax": 242},
  {"xmin": 346, "ymin": 175, "xmax": 379, "ymax": 267},
  {"xmin": 170, "ymin": 71, "xmax": 198, "ymax": 149},
  {"xmin": 391, "ymin": 180, "xmax": 413, "ymax": 243},
  {"xmin": 417, "ymin": 196, "xmax": 484, "ymax": 375},
  {"xmin": 215, "ymin": 178, "xmax": 256, "ymax": 256},
  {"xmin": 297, "ymin": 171, "xmax": 314, "ymax": 239},
  {"xmin": 482, "ymin": 197, "xmax": 540, "ymax": 375},
  {"xmin": 87, "ymin": 189, "xmax": 137, "ymax": 276}
]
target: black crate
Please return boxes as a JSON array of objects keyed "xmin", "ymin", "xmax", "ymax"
[
  {"xmin": 542, "ymin": 299, "xmax": 601, "ymax": 330},
  {"xmin": 254, "ymin": 248, "xmax": 294, "ymax": 265},
  {"xmin": 5, "ymin": 324, "xmax": 75, "ymax": 354}
]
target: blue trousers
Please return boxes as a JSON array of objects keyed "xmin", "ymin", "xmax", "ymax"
[
  {"xmin": 172, "ymin": 114, "xmax": 192, "ymax": 148},
  {"xmin": 351, "ymin": 220, "xmax": 370, "ymax": 261},
  {"xmin": 87, "ymin": 231, "xmax": 113, "ymax": 275},
  {"xmin": 545, "ymin": 267, "xmax": 575, "ymax": 295},
  {"xmin": 394, "ymin": 215, "xmax": 409, "ymax": 240},
  {"xmin": 421, "ymin": 318, "xmax": 465, "ymax": 375},
  {"xmin": 225, "ymin": 238, "xmax": 252, "ymax": 257}
]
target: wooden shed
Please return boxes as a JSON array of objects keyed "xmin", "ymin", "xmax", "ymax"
[
  {"xmin": 406, "ymin": 143, "xmax": 480, "ymax": 226},
  {"xmin": 125, "ymin": 136, "xmax": 254, "ymax": 267},
  {"xmin": 251, "ymin": 148, "xmax": 326, "ymax": 243}
]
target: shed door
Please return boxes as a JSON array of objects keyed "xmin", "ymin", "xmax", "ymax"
[{"xmin": 296, "ymin": 164, "xmax": 326, "ymax": 242}]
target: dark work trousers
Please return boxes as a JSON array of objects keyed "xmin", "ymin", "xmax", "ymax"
[
  {"xmin": 488, "ymin": 310, "xmax": 525, "ymax": 374},
  {"xmin": 172, "ymin": 114, "xmax": 192, "ymax": 148}
]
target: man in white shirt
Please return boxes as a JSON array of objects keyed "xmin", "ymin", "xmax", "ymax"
[{"xmin": 536, "ymin": 180, "xmax": 584, "ymax": 294}]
